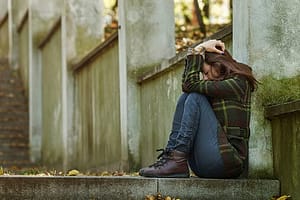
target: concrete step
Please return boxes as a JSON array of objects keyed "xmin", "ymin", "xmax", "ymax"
[
  {"xmin": 0, "ymin": 176, "xmax": 280, "ymax": 200},
  {"xmin": 0, "ymin": 62, "xmax": 31, "ymax": 169},
  {"xmin": 0, "ymin": 125, "xmax": 28, "ymax": 131},
  {"xmin": 0, "ymin": 132, "xmax": 28, "ymax": 139},
  {"xmin": 0, "ymin": 160, "xmax": 33, "ymax": 168},
  {"xmin": 0, "ymin": 112, "xmax": 28, "ymax": 120},
  {"xmin": 0, "ymin": 153, "xmax": 30, "ymax": 162},
  {"xmin": 0, "ymin": 120, "xmax": 29, "ymax": 127}
]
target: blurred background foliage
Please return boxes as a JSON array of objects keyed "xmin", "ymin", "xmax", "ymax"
[{"xmin": 102, "ymin": 0, "xmax": 232, "ymax": 52}]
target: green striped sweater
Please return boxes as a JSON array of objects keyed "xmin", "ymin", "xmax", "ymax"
[{"xmin": 182, "ymin": 53, "xmax": 251, "ymax": 178}]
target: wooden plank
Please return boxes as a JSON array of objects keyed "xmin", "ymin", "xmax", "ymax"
[{"xmin": 265, "ymin": 100, "xmax": 300, "ymax": 119}]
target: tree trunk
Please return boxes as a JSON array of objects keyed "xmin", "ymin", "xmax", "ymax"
[
  {"xmin": 193, "ymin": 0, "xmax": 206, "ymax": 37},
  {"xmin": 203, "ymin": 0, "xmax": 210, "ymax": 19}
]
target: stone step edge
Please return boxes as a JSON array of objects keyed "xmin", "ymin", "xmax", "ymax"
[{"xmin": 0, "ymin": 176, "xmax": 280, "ymax": 200}]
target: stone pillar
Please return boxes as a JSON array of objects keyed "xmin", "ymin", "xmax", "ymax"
[
  {"xmin": 9, "ymin": 0, "xmax": 29, "ymax": 69},
  {"xmin": 29, "ymin": 0, "xmax": 62, "ymax": 163},
  {"xmin": 0, "ymin": 0, "xmax": 8, "ymax": 60},
  {"xmin": 118, "ymin": 0, "xmax": 175, "ymax": 169},
  {"xmin": 64, "ymin": 0, "xmax": 104, "ymax": 168},
  {"xmin": 65, "ymin": 0, "xmax": 104, "ymax": 63},
  {"xmin": 233, "ymin": 0, "xmax": 300, "ymax": 177},
  {"xmin": 29, "ymin": 0, "xmax": 104, "ymax": 169},
  {"xmin": 0, "ymin": 0, "xmax": 8, "ymax": 19}
]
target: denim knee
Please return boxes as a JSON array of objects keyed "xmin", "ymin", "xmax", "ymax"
[{"xmin": 185, "ymin": 93, "xmax": 208, "ymax": 105}]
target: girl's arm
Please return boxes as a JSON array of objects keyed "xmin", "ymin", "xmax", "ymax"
[{"xmin": 182, "ymin": 53, "xmax": 247, "ymax": 100}]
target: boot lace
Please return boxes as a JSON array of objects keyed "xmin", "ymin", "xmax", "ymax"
[{"xmin": 149, "ymin": 149, "xmax": 170, "ymax": 168}]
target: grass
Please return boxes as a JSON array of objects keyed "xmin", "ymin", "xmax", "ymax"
[{"xmin": 256, "ymin": 75, "xmax": 300, "ymax": 106}]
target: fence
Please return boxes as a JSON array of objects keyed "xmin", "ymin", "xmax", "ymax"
[{"xmin": 265, "ymin": 100, "xmax": 300, "ymax": 199}]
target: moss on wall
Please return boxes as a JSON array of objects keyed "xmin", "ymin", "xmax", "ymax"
[
  {"xmin": 248, "ymin": 74, "xmax": 300, "ymax": 178},
  {"xmin": 256, "ymin": 75, "xmax": 300, "ymax": 106}
]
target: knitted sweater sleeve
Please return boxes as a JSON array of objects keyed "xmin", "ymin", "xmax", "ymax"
[{"xmin": 182, "ymin": 54, "xmax": 247, "ymax": 100}]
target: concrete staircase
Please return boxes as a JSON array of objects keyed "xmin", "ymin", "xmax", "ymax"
[
  {"xmin": 0, "ymin": 58, "xmax": 31, "ymax": 168},
  {"xmin": 0, "ymin": 176, "xmax": 280, "ymax": 199}
]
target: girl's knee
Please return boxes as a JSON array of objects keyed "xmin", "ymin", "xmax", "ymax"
[
  {"xmin": 184, "ymin": 93, "xmax": 209, "ymax": 107},
  {"xmin": 187, "ymin": 93, "xmax": 207, "ymax": 101}
]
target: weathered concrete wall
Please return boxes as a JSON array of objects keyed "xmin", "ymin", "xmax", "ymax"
[
  {"xmin": 11, "ymin": 0, "xmax": 28, "ymax": 24},
  {"xmin": 0, "ymin": 0, "xmax": 8, "ymax": 19},
  {"xmin": 31, "ymin": 0, "xmax": 62, "ymax": 45},
  {"xmin": 118, "ymin": 0, "xmax": 175, "ymax": 169},
  {"xmin": 72, "ymin": 39, "xmax": 121, "ymax": 171},
  {"xmin": 29, "ymin": 0, "xmax": 63, "ymax": 163},
  {"xmin": 140, "ymin": 65, "xmax": 182, "ymax": 167},
  {"xmin": 40, "ymin": 26, "xmax": 64, "ymax": 168},
  {"xmin": 0, "ymin": 13, "xmax": 8, "ymax": 59},
  {"xmin": 0, "ymin": 0, "xmax": 8, "ymax": 59},
  {"xmin": 10, "ymin": 0, "xmax": 29, "ymax": 69},
  {"xmin": 266, "ymin": 101, "xmax": 300, "ymax": 199},
  {"xmin": 65, "ymin": 0, "xmax": 104, "ymax": 63},
  {"xmin": 233, "ymin": 0, "xmax": 300, "ymax": 178},
  {"xmin": 17, "ymin": 15, "xmax": 29, "ymax": 96},
  {"xmin": 28, "ymin": 0, "xmax": 105, "ymax": 166}
]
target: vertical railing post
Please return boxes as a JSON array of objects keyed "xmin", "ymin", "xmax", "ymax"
[{"xmin": 118, "ymin": 0, "xmax": 176, "ymax": 169}]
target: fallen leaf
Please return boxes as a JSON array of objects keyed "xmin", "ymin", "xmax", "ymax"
[
  {"xmin": 67, "ymin": 169, "xmax": 80, "ymax": 176},
  {"xmin": 0, "ymin": 167, "xmax": 4, "ymax": 175}
]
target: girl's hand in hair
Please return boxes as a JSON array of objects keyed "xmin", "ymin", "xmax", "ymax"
[{"xmin": 195, "ymin": 39, "xmax": 225, "ymax": 54}]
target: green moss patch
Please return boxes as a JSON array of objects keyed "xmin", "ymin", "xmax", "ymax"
[{"xmin": 256, "ymin": 75, "xmax": 300, "ymax": 106}]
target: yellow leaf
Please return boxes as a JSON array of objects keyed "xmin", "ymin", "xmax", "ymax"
[
  {"xmin": 275, "ymin": 195, "xmax": 291, "ymax": 200},
  {"xmin": 100, "ymin": 171, "xmax": 111, "ymax": 176},
  {"xmin": 67, "ymin": 169, "xmax": 80, "ymax": 176},
  {"xmin": 145, "ymin": 195, "xmax": 155, "ymax": 200}
]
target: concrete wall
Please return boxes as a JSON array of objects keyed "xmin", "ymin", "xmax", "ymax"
[
  {"xmin": 29, "ymin": 0, "xmax": 63, "ymax": 163},
  {"xmin": 72, "ymin": 38, "xmax": 121, "ymax": 171},
  {"xmin": 27, "ymin": 0, "xmax": 104, "ymax": 166},
  {"xmin": 265, "ymin": 101, "xmax": 300, "ymax": 199},
  {"xmin": 65, "ymin": 0, "xmax": 104, "ymax": 63},
  {"xmin": 0, "ymin": 12, "xmax": 8, "ymax": 59},
  {"xmin": 233, "ymin": 0, "xmax": 300, "ymax": 178},
  {"xmin": 118, "ymin": 0, "xmax": 175, "ymax": 169},
  {"xmin": 17, "ymin": 14, "xmax": 29, "ymax": 96},
  {"xmin": 10, "ymin": 0, "xmax": 29, "ymax": 69},
  {"xmin": 0, "ymin": 0, "xmax": 8, "ymax": 58},
  {"xmin": 0, "ymin": 0, "xmax": 8, "ymax": 18},
  {"xmin": 40, "ymin": 26, "xmax": 64, "ymax": 168},
  {"xmin": 140, "ymin": 65, "xmax": 182, "ymax": 166}
]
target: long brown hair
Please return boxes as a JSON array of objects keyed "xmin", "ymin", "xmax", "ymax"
[{"xmin": 204, "ymin": 49, "xmax": 258, "ymax": 91}]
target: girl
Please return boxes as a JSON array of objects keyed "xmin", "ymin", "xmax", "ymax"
[{"xmin": 139, "ymin": 40, "xmax": 258, "ymax": 178}]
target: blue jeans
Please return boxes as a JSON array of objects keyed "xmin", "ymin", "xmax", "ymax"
[{"xmin": 166, "ymin": 93, "xmax": 225, "ymax": 178}]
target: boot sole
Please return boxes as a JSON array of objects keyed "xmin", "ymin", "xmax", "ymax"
[{"xmin": 141, "ymin": 173, "xmax": 190, "ymax": 178}]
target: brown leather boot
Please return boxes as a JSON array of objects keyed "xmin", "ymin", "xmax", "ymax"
[{"xmin": 139, "ymin": 149, "xmax": 190, "ymax": 178}]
